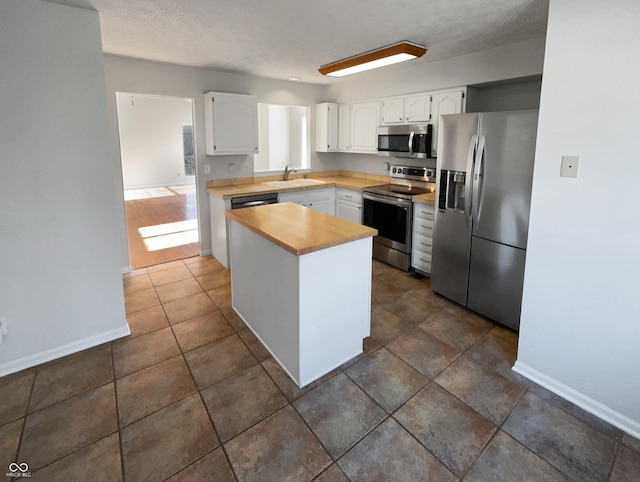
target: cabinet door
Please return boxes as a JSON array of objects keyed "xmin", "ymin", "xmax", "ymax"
[
  {"xmin": 336, "ymin": 200, "xmax": 362, "ymax": 224},
  {"xmin": 279, "ymin": 191, "xmax": 307, "ymax": 206},
  {"xmin": 338, "ymin": 104, "xmax": 351, "ymax": 151},
  {"xmin": 315, "ymin": 103, "xmax": 338, "ymax": 152},
  {"xmin": 380, "ymin": 98, "xmax": 405, "ymax": 125},
  {"xmin": 205, "ymin": 92, "xmax": 259, "ymax": 155},
  {"xmin": 351, "ymin": 102, "xmax": 380, "ymax": 153},
  {"xmin": 308, "ymin": 187, "xmax": 335, "ymax": 215},
  {"xmin": 431, "ymin": 90, "xmax": 464, "ymax": 157},
  {"xmin": 308, "ymin": 199, "xmax": 332, "ymax": 214},
  {"xmin": 405, "ymin": 94, "xmax": 432, "ymax": 123}
]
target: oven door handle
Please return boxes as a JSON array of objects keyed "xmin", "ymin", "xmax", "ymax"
[{"xmin": 363, "ymin": 192, "xmax": 412, "ymax": 208}]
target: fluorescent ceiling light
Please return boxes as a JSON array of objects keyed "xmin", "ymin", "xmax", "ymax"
[{"xmin": 319, "ymin": 41, "xmax": 427, "ymax": 77}]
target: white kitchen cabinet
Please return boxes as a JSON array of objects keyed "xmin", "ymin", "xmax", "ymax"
[
  {"xmin": 412, "ymin": 203, "xmax": 435, "ymax": 275},
  {"xmin": 380, "ymin": 98, "xmax": 405, "ymax": 125},
  {"xmin": 279, "ymin": 187, "xmax": 336, "ymax": 215},
  {"xmin": 351, "ymin": 101, "xmax": 380, "ymax": 153},
  {"xmin": 405, "ymin": 94, "xmax": 432, "ymax": 123},
  {"xmin": 431, "ymin": 89, "xmax": 465, "ymax": 157},
  {"xmin": 209, "ymin": 194, "xmax": 233, "ymax": 268},
  {"xmin": 380, "ymin": 94, "xmax": 431, "ymax": 125},
  {"xmin": 338, "ymin": 104, "xmax": 351, "ymax": 151},
  {"xmin": 315, "ymin": 102, "xmax": 338, "ymax": 152},
  {"xmin": 204, "ymin": 92, "xmax": 259, "ymax": 156},
  {"xmin": 278, "ymin": 191, "xmax": 308, "ymax": 206},
  {"xmin": 335, "ymin": 188, "xmax": 362, "ymax": 224}
]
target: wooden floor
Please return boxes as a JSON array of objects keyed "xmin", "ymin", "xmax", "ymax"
[{"xmin": 124, "ymin": 185, "xmax": 199, "ymax": 269}]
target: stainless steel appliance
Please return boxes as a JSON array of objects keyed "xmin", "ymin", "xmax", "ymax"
[
  {"xmin": 431, "ymin": 109, "xmax": 538, "ymax": 330},
  {"xmin": 363, "ymin": 165, "xmax": 435, "ymax": 271},
  {"xmin": 231, "ymin": 193, "xmax": 278, "ymax": 209},
  {"xmin": 377, "ymin": 125, "xmax": 433, "ymax": 158}
]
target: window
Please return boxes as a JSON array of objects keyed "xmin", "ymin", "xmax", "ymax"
[{"xmin": 254, "ymin": 103, "xmax": 310, "ymax": 172}]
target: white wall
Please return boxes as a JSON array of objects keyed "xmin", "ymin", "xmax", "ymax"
[
  {"xmin": 324, "ymin": 38, "xmax": 546, "ymax": 176},
  {"xmin": 103, "ymin": 55, "xmax": 332, "ymax": 268},
  {"xmin": 116, "ymin": 94, "xmax": 194, "ymax": 188},
  {"xmin": 0, "ymin": 0, "xmax": 129, "ymax": 375},
  {"xmin": 516, "ymin": 0, "xmax": 640, "ymax": 437}
]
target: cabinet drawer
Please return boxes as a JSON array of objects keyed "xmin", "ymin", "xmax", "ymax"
[
  {"xmin": 414, "ymin": 204, "xmax": 435, "ymax": 220},
  {"xmin": 413, "ymin": 218, "xmax": 434, "ymax": 236},
  {"xmin": 412, "ymin": 252, "xmax": 432, "ymax": 273},
  {"xmin": 413, "ymin": 232, "xmax": 433, "ymax": 254},
  {"xmin": 336, "ymin": 188, "xmax": 362, "ymax": 204}
]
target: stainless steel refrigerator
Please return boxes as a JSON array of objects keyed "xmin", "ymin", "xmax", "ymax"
[{"xmin": 431, "ymin": 110, "xmax": 538, "ymax": 330}]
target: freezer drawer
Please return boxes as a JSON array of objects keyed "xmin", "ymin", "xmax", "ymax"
[{"xmin": 467, "ymin": 237, "xmax": 526, "ymax": 331}]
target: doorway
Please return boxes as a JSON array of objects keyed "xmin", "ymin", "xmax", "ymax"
[{"xmin": 116, "ymin": 93, "xmax": 199, "ymax": 269}]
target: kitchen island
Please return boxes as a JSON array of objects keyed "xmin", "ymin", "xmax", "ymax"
[{"xmin": 225, "ymin": 202, "xmax": 377, "ymax": 387}]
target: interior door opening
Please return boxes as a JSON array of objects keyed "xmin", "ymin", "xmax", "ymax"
[{"xmin": 116, "ymin": 93, "xmax": 199, "ymax": 269}]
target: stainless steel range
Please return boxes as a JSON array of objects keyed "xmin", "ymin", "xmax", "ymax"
[{"xmin": 363, "ymin": 165, "xmax": 435, "ymax": 271}]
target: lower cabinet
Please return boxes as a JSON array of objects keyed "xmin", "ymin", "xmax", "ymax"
[
  {"xmin": 335, "ymin": 188, "xmax": 362, "ymax": 224},
  {"xmin": 412, "ymin": 203, "xmax": 435, "ymax": 275},
  {"xmin": 279, "ymin": 187, "xmax": 336, "ymax": 215}
]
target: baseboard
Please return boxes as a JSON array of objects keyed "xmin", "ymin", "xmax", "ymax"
[
  {"xmin": 199, "ymin": 249, "xmax": 212, "ymax": 257},
  {"xmin": 0, "ymin": 323, "xmax": 131, "ymax": 377},
  {"xmin": 122, "ymin": 265, "xmax": 132, "ymax": 275},
  {"xmin": 513, "ymin": 361, "xmax": 640, "ymax": 439}
]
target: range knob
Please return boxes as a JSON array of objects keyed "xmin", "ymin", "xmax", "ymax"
[
  {"xmin": 397, "ymin": 168, "xmax": 403, "ymax": 174},
  {"xmin": 392, "ymin": 167, "xmax": 397, "ymax": 173}
]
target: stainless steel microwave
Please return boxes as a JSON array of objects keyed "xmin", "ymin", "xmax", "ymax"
[{"xmin": 377, "ymin": 124, "xmax": 433, "ymax": 158}]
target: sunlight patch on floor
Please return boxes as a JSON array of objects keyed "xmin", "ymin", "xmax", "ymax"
[{"xmin": 139, "ymin": 219, "xmax": 199, "ymax": 251}]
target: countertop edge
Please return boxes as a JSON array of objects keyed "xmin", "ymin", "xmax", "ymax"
[{"xmin": 225, "ymin": 204, "xmax": 377, "ymax": 256}]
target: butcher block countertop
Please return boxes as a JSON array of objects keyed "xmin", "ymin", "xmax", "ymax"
[
  {"xmin": 225, "ymin": 202, "xmax": 378, "ymax": 256},
  {"xmin": 412, "ymin": 192, "xmax": 436, "ymax": 205},
  {"xmin": 207, "ymin": 175, "xmax": 384, "ymax": 200}
]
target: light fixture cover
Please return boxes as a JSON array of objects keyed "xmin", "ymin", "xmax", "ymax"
[{"xmin": 319, "ymin": 41, "xmax": 427, "ymax": 77}]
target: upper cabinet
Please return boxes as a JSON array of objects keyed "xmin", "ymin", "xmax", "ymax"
[
  {"xmin": 338, "ymin": 104, "xmax": 351, "ymax": 151},
  {"xmin": 315, "ymin": 87, "xmax": 465, "ymax": 157},
  {"xmin": 431, "ymin": 90, "xmax": 465, "ymax": 158},
  {"xmin": 350, "ymin": 101, "xmax": 379, "ymax": 153},
  {"xmin": 315, "ymin": 103, "xmax": 338, "ymax": 152},
  {"xmin": 204, "ymin": 92, "xmax": 259, "ymax": 156},
  {"xmin": 380, "ymin": 94, "xmax": 431, "ymax": 125}
]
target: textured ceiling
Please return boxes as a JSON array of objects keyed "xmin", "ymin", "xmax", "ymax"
[{"xmin": 43, "ymin": 0, "xmax": 549, "ymax": 84}]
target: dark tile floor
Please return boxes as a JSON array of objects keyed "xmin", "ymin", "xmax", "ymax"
[{"xmin": 1, "ymin": 256, "xmax": 639, "ymax": 481}]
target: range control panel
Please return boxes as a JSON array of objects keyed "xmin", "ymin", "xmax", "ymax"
[{"xmin": 390, "ymin": 165, "xmax": 435, "ymax": 182}]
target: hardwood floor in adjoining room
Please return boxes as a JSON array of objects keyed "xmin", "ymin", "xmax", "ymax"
[{"xmin": 124, "ymin": 185, "xmax": 199, "ymax": 269}]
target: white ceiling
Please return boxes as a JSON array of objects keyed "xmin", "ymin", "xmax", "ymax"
[{"xmin": 44, "ymin": 0, "xmax": 549, "ymax": 84}]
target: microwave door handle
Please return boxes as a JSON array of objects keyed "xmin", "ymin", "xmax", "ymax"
[{"xmin": 408, "ymin": 131, "xmax": 415, "ymax": 156}]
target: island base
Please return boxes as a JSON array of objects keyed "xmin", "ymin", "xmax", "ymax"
[{"xmin": 229, "ymin": 220, "xmax": 373, "ymax": 388}]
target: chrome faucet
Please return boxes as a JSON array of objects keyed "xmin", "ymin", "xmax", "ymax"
[{"xmin": 284, "ymin": 164, "xmax": 297, "ymax": 181}]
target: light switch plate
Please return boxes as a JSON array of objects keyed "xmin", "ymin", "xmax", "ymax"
[
  {"xmin": 204, "ymin": 164, "xmax": 210, "ymax": 174},
  {"xmin": 561, "ymin": 155, "xmax": 580, "ymax": 178}
]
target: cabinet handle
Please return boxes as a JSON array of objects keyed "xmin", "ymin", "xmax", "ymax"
[
  {"xmin": 420, "ymin": 241, "xmax": 430, "ymax": 246},
  {"xmin": 345, "ymin": 194, "xmax": 352, "ymax": 198},
  {"xmin": 419, "ymin": 258, "xmax": 429, "ymax": 263}
]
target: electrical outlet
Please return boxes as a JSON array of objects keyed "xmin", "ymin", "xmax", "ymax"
[
  {"xmin": 204, "ymin": 164, "xmax": 210, "ymax": 174},
  {"xmin": 228, "ymin": 163, "xmax": 238, "ymax": 173},
  {"xmin": 0, "ymin": 317, "xmax": 7, "ymax": 336},
  {"xmin": 241, "ymin": 162, "xmax": 249, "ymax": 172},
  {"xmin": 561, "ymin": 155, "xmax": 580, "ymax": 178}
]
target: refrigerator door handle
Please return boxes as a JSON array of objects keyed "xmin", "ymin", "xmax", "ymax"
[
  {"xmin": 465, "ymin": 135, "xmax": 477, "ymax": 219},
  {"xmin": 472, "ymin": 135, "xmax": 486, "ymax": 225}
]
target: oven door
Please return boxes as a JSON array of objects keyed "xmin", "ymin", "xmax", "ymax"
[{"xmin": 363, "ymin": 192, "xmax": 413, "ymax": 253}]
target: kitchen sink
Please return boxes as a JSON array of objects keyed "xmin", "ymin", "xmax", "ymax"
[{"xmin": 263, "ymin": 179, "xmax": 326, "ymax": 189}]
